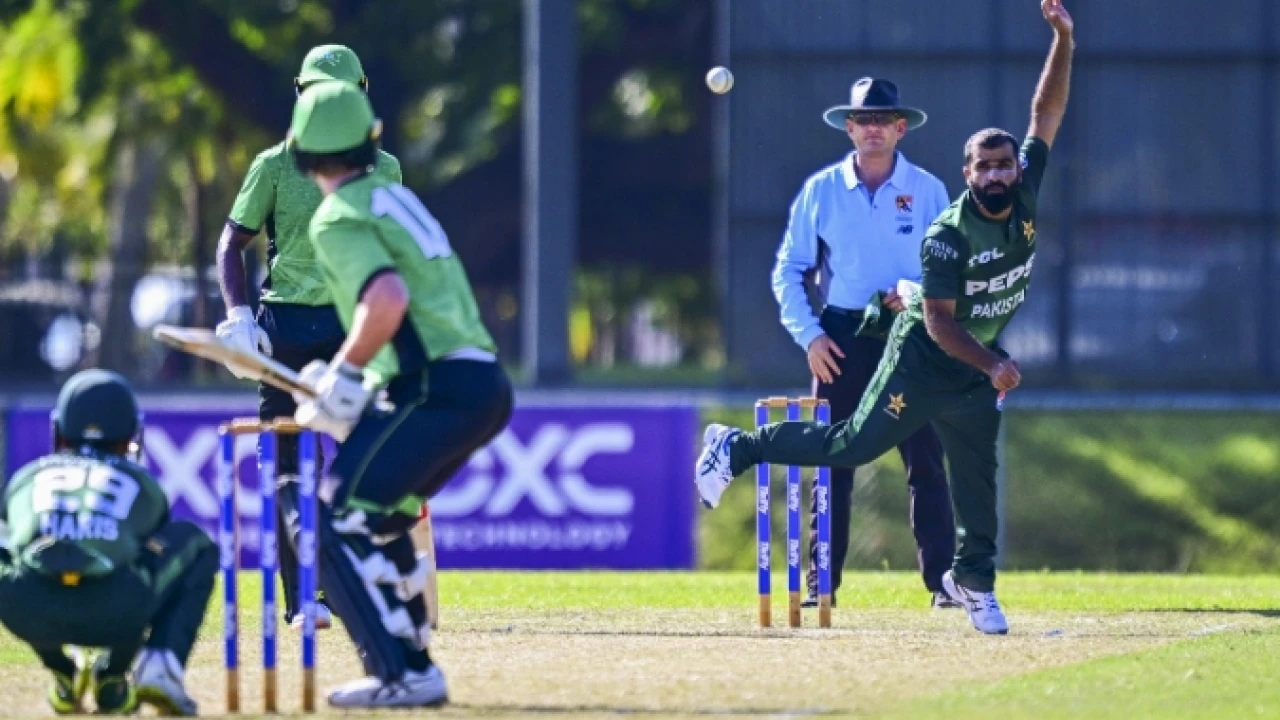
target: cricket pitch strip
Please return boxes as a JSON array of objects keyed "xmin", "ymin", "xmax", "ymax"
[{"xmin": 0, "ymin": 603, "xmax": 1266, "ymax": 717}]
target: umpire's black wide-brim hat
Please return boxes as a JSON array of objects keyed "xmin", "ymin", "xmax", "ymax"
[{"xmin": 823, "ymin": 77, "xmax": 927, "ymax": 131}]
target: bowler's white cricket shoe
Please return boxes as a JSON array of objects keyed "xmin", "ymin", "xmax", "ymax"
[
  {"xmin": 942, "ymin": 570, "xmax": 1008, "ymax": 635},
  {"xmin": 695, "ymin": 423, "xmax": 740, "ymax": 509},
  {"xmin": 328, "ymin": 665, "xmax": 449, "ymax": 708}
]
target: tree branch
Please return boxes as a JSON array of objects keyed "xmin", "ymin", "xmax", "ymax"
[{"xmin": 131, "ymin": 0, "xmax": 291, "ymax": 133}]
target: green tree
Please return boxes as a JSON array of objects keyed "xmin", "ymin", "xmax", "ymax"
[{"xmin": 0, "ymin": 0, "xmax": 714, "ymax": 380}]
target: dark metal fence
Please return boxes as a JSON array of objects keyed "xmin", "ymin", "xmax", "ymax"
[{"xmin": 717, "ymin": 0, "xmax": 1280, "ymax": 389}]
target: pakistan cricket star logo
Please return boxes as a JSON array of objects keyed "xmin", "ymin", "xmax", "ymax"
[
  {"xmin": 884, "ymin": 393, "xmax": 907, "ymax": 420},
  {"xmin": 1022, "ymin": 220, "xmax": 1036, "ymax": 245}
]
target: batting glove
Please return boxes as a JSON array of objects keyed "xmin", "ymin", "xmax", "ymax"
[
  {"xmin": 215, "ymin": 306, "xmax": 273, "ymax": 379},
  {"xmin": 293, "ymin": 359, "xmax": 372, "ymax": 442}
]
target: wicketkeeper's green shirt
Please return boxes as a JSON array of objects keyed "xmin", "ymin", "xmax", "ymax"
[{"xmin": 3, "ymin": 451, "xmax": 170, "ymax": 580}]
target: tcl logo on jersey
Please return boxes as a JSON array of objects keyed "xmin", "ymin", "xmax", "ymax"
[
  {"xmin": 965, "ymin": 254, "xmax": 1036, "ymax": 296},
  {"xmin": 967, "ymin": 247, "xmax": 1006, "ymax": 267},
  {"xmin": 431, "ymin": 424, "xmax": 635, "ymax": 518}
]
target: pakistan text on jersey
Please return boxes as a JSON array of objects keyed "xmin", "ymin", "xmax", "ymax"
[
  {"xmin": 40, "ymin": 512, "xmax": 119, "ymax": 541},
  {"xmin": 969, "ymin": 288, "xmax": 1027, "ymax": 319},
  {"xmin": 965, "ymin": 254, "xmax": 1035, "ymax": 296}
]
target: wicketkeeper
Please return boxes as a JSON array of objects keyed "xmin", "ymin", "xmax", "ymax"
[{"xmin": 0, "ymin": 370, "xmax": 216, "ymax": 715}]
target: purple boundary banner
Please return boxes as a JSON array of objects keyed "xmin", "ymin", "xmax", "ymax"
[
  {"xmin": 428, "ymin": 407, "xmax": 696, "ymax": 569},
  {"xmin": 4, "ymin": 404, "xmax": 697, "ymax": 570}
]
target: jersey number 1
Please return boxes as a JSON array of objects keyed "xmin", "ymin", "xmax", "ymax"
[{"xmin": 371, "ymin": 185, "xmax": 453, "ymax": 260}]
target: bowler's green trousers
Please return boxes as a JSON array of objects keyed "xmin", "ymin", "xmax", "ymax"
[{"xmin": 731, "ymin": 326, "xmax": 1004, "ymax": 591}]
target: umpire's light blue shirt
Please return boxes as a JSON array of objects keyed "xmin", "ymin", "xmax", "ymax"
[{"xmin": 772, "ymin": 152, "xmax": 949, "ymax": 350}]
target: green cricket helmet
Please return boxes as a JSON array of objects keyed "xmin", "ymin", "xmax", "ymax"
[
  {"xmin": 296, "ymin": 44, "xmax": 368, "ymax": 94},
  {"xmin": 287, "ymin": 80, "xmax": 383, "ymax": 173},
  {"xmin": 51, "ymin": 369, "xmax": 143, "ymax": 452}
]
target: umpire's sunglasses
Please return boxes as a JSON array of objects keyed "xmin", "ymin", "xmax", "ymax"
[{"xmin": 850, "ymin": 112, "xmax": 902, "ymax": 126}]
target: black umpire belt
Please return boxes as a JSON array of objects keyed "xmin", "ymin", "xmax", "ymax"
[{"xmin": 822, "ymin": 306, "xmax": 864, "ymax": 320}]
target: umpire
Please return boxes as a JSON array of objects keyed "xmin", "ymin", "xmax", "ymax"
[{"xmin": 772, "ymin": 78, "xmax": 956, "ymax": 608}]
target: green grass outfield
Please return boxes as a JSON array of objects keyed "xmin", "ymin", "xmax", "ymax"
[{"xmin": 1, "ymin": 571, "xmax": 1277, "ymax": 717}]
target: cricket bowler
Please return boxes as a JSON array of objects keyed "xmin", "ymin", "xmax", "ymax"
[
  {"xmin": 695, "ymin": 0, "xmax": 1075, "ymax": 635},
  {"xmin": 0, "ymin": 370, "xmax": 216, "ymax": 715}
]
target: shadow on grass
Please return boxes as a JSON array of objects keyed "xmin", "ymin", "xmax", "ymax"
[
  {"xmin": 456, "ymin": 626, "xmax": 870, "ymax": 639},
  {"xmin": 1150, "ymin": 608, "xmax": 1280, "ymax": 619},
  {"xmin": 448, "ymin": 703, "xmax": 830, "ymax": 717}
]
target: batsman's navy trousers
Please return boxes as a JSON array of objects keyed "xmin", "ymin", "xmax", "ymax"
[
  {"xmin": 328, "ymin": 359, "xmax": 514, "ymax": 518},
  {"xmin": 272, "ymin": 359, "xmax": 513, "ymax": 680},
  {"xmin": 808, "ymin": 306, "xmax": 955, "ymax": 595},
  {"xmin": 256, "ymin": 301, "xmax": 345, "ymax": 621}
]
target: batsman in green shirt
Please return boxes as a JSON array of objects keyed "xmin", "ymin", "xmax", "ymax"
[
  {"xmin": 216, "ymin": 44, "xmax": 402, "ymax": 630},
  {"xmin": 269, "ymin": 80, "xmax": 512, "ymax": 708},
  {"xmin": 696, "ymin": 0, "xmax": 1075, "ymax": 636},
  {"xmin": 0, "ymin": 370, "xmax": 216, "ymax": 715}
]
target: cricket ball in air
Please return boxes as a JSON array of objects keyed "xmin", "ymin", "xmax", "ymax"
[{"xmin": 705, "ymin": 66, "xmax": 734, "ymax": 94}]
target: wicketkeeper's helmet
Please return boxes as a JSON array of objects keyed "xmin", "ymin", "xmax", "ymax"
[{"xmin": 51, "ymin": 368, "xmax": 143, "ymax": 454}]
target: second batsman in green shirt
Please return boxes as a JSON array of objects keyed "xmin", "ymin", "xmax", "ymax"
[
  {"xmin": 264, "ymin": 80, "xmax": 512, "ymax": 709},
  {"xmin": 214, "ymin": 44, "xmax": 400, "ymax": 630}
]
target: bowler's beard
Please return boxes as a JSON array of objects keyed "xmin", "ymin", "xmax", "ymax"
[{"xmin": 971, "ymin": 180, "xmax": 1017, "ymax": 214}]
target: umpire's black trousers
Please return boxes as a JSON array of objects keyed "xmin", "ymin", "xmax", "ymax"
[{"xmin": 807, "ymin": 306, "xmax": 955, "ymax": 595}]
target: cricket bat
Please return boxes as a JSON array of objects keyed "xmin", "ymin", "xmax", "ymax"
[
  {"xmin": 412, "ymin": 503, "xmax": 440, "ymax": 630},
  {"xmin": 152, "ymin": 325, "xmax": 317, "ymax": 399}
]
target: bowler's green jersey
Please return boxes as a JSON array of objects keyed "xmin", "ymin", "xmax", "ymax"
[
  {"xmin": 2, "ymin": 451, "xmax": 170, "ymax": 580},
  {"xmin": 902, "ymin": 136, "xmax": 1049, "ymax": 350},
  {"xmin": 229, "ymin": 142, "xmax": 402, "ymax": 306},
  {"xmin": 309, "ymin": 173, "xmax": 496, "ymax": 386}
]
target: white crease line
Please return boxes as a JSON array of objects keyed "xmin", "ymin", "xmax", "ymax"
[{"xmin": 1188, "ymin": 623, "xmax": 1237, "ymax": 637}]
